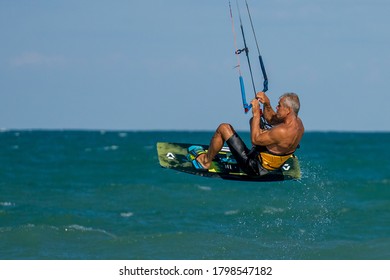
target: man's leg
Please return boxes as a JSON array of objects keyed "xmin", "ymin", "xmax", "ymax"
[{"xmin": 196, "ymin": 123, "xmax": 235, "ymax": 169}]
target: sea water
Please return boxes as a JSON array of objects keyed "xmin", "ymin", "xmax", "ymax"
[{"xmin": 0, "ymin": 130, "xmax": 389, "ymax": 260}]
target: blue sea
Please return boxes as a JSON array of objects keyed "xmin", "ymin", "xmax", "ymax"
[{"xmin": 0, "ymin": 130, "xmax": 389, "ymax": 260}]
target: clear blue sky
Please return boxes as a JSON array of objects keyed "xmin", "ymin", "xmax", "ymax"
[{"xmin": 1, "ymin": 0, "xmax": 389, "ymax": 131}]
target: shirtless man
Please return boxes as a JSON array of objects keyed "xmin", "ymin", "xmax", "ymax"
[{"xmin": 193, "ymin": 91, "xmax": 304, "ymax": 176}]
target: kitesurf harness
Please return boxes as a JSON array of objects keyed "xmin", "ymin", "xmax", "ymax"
[
  {"xmin": 259, "ymin": 151, "xmax": 294, "ymax": 171},
  {"xmin": 247, "ymin": 145, "xmax": 294, "ymax": 171}
]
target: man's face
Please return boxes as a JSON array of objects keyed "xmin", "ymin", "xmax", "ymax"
[{"xmin": 276, "ymin": 98, "xmax": 290, "ymax": 119}]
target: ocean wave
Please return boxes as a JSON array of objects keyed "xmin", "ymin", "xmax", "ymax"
[
  {"xmin": 64, "ymin": 224, "xmax": 117, "ymax": 238},
  {"xmin": 224, "ymin": 210, "xmax": 239, "ymax": 215},
  {"xmin": 0, "ymin": 202, "xmax": 15, "ymax": 207},
  {"xmin": 196, "ymin": 185, "xmax": 212, "ymax": 191},
  {"xmin": 263, "ymin": 206, "xmax": 285, "ymax": 214},
  {"xmin": 0, "ymin": 223, "xmax": 117, "ymax": 238},
  {"xmin": 0, "ymin": 223, "xmax": 58, "ymax": 233},
  {"xmin": 120, "ymin": 212, "xmax": 134, "ymax": 218},
  {"xmin": 103, "ymin": 145, "xmax": 119, "ymax": 151},
  {"xmin": 85, "ymin": 145, "xmax": 120, "ymax": 152}
]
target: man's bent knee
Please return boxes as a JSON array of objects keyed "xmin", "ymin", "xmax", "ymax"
[{"xmin": 217, "ymin": 123, "xmax": 235, "ymax": 140}]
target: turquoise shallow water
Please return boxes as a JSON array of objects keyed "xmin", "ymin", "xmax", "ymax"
[{"xmin": 0, "ymin": 130, "xmax": 389, "ymax": 259}]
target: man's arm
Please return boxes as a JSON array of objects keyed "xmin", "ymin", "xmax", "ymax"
[
  {"xmin": 250, "ymin": 98, "xmax": 279, "ymax": 146},
  {"xmin": 256, "ymin": 92, "xmax": 279, "ymax": 125}
]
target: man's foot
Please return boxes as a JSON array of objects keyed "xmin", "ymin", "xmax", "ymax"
[
  {"xmin": 194, "ymin": 153, "xmax": 211, "ymax": 170},
  {"xmin": 187, "ymin": 146, "xmax": 211, "ymax": 170}
]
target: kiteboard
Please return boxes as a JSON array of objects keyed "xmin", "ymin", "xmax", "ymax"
[{"xmin": 156, "ymin": 142, "xmax": 301, "ymax": 182}]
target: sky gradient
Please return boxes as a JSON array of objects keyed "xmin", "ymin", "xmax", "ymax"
[{"xmin": 1, "ymin": 0, "xmax": 389, "ymax": 131}]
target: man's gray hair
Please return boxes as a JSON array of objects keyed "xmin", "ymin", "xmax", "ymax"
[{"xmin": 280, "ymin": 92, "xmax": 300, "ymax": 115}]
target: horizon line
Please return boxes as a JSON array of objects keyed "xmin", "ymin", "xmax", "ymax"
[{"xmin": 1, "ymin": 128, "xmax": 389, "ymax": 133}]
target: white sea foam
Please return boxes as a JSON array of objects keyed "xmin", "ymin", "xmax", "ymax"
[
  {"xmin": 197, "ymin": 185, "xmax": 212, "ymax": 191},
  {"xmin": 104, "ymin": 145, "xmax": 119, "ymax": 151},
  {"xmin": 65, "ymin": 224, "xmax": 116, "ymax": 238},
  {"xmin": 0, "ymin": 202, "xmax": 15, "ymax": 207},
  {"xmin": 224, "ymin": 210, "xmax": 239, "ymax": 215},
  {"xmin": 120, "ymin": 212, "xmax": 134, "ymax": 218},
  {"xmin": 263, "ymin": 206, "xmax": 285, "ymax": 214}
]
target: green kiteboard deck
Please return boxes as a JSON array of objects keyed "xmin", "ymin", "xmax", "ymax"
[{"xmin": 156, "ymin": 142, "xmax": 301, "ymax": 182}]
